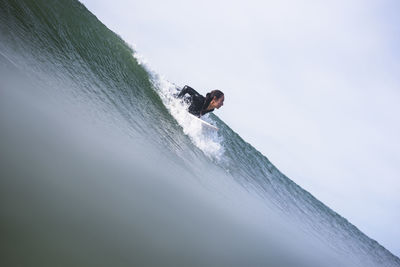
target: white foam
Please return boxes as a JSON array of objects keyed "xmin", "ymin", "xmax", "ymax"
[{"xmin": 132, "ymin": 51, "xmax": 224, "ymax": 160}]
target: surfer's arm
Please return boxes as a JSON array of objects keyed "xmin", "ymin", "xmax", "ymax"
[{"xmin": 177, "ymin": 85, "xmax": 201, "ymax": 98}]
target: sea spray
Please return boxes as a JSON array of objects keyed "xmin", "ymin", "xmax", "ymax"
[{"xmin": 133, "ymin": 51, "xmax": 224, "ymax": 159}]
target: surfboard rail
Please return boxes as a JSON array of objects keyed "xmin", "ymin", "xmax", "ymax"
[{"xmin": 188, "ymin": 114, "xmax": 219, "ymax": 131}]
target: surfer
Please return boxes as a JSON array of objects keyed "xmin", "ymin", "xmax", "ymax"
[{"xmin": 177, "ymin": 85, "xmax": 224, "ymax": 117}]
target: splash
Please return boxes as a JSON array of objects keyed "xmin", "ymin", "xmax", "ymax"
[{"xmin": 133, "ymin": 51, "xmax": 224, "ymax": 159}]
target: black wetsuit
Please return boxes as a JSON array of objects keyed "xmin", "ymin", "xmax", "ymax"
[{"xmin": 177, "ymin": 85, "xmax": 214, "ymax": 117}]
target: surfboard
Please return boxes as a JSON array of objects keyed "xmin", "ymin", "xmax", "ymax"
[{"xmin": 188, "ymin": 114, "xmax": 219, "ymax": 131}]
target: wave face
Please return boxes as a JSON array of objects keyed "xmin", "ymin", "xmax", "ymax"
[{"xmin": 1, "ymin": 1, "xmax": 399, "ymax": 266}]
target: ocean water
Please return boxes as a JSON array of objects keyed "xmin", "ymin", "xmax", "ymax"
[{"xmin": 0, "ymin": 0, "xmax": 399, "ymax": 266}]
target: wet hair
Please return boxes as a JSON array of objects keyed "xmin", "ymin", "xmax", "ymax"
[{"xmin": 200, "ymin": 90, "xmax": 224, "ymax": 116}]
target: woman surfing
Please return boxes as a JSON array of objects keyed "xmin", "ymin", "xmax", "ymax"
[{"xmin": 177, "ymin": 85, "xmax": 224, "ymax": 118}]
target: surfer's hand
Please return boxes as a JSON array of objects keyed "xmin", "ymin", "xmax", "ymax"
[{"xmin": 172, "ymin": 87, "xmax": 182, "ymax": 98}]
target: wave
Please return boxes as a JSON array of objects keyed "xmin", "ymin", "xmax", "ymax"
[{"xmin": 0, "ymin": 0, "xmax": 399, "ymax": 266}]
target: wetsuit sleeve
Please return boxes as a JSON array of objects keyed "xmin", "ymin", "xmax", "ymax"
[{"xmin": 177, "ymin": 85, "xmax": 201, "ymax": 98}]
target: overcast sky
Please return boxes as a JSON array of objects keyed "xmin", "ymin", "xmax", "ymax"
[{"xmin": 79, "ymin": 0, "xmax": 400, "ymax": 256}]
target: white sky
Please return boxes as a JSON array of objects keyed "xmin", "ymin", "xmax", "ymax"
[{"xmin": 79, "ymin": 0, "xmax": 400, "ymax": 256}]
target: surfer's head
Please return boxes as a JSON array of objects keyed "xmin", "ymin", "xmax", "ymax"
[
  {"xmin": 199, "ymin": 90, "xmax": 224, "ymax": 116},
  {"xmin": 207, "ymin": 90, "xmax": 224, "ymax": 110}
]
